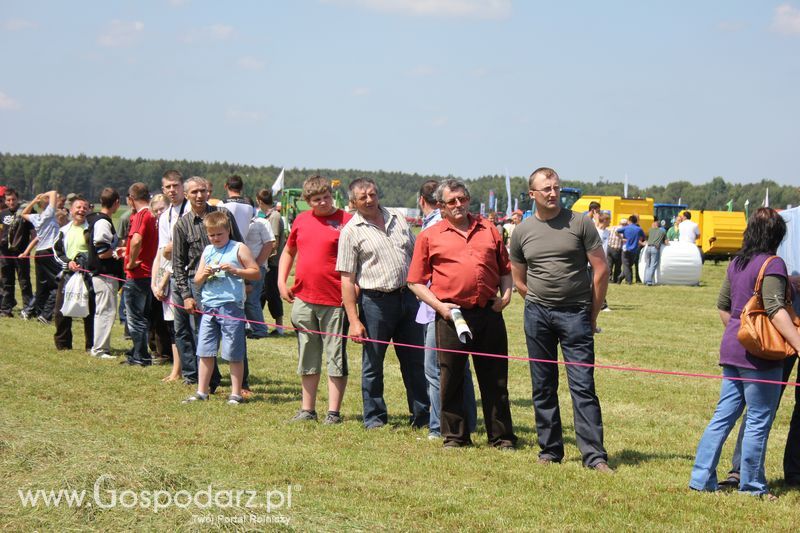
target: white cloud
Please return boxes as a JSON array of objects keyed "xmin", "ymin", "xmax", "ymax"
[
  {"xmin": 2, "ymin": 18, "xmax": 37, "ymax": 31},
  {"xmin": 225, "ymin": 109, "xmax": 265, "ymax": 123},
  {"xmin": 323, "ymin": 0, "xmax": 511, "ymax": 19},
  {"xmin": 431, "ymin": 116, "xmax": 448, "ymax": 127},
  {"xmin": 210, "ymin": 24, "xmax": 235, "ymax": 39},
  {"xmin": 772, "ymin": 3, "xmax": 800, "ymax": 35},
  {"xmin": 353, "ymin": 87, "xmax": 371, "ymax": 96},
  {"xmin": 98, "ymin": 20, "xmax": 144, "ymax": 47},
  {"xmin": 0, "ymin": 91, "xmax": 21, "ymax": 111},
  {"xmin": 409, "ymin": 65, "xmax": 436, "ymax": 77},
  {"xmin": 237, "ymin": 56, "xmax": 265, "ymax": 70}
]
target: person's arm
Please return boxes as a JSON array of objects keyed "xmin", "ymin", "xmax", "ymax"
[
  {"xmin": 408, "ymin": 282, "xmax": 457, "ymax": 320},
  {"xmin": 510, "ymin": 260, "xmax": 528, "ymax": 298},
  {"xmin": 193, "ymin": 253, "xmax": 210, "ymax": 288},
  {"xmin": 717, "ymin": 275, "xmax": 731, "ymax": 327},
  {"xmin": 151, "ymin": 251, "xmax": 163, "ymax": 296},
  {"xmin": 19, "ymin": 236, "xmax": 38, "ymax": 258},
  {"xmin": 587, "ymin": 247, "xmax": 609, "ymax": 332},
  {"xmin": 277, "ymin": 244, "xmax": 297, "ymax": 303},
  {"xmin": 126, "ymin": 233, "xmax": 143, "ymax": 271},
  {"xmin": 225, "ymin": 243, "xmax": 260, "ymax": 281},
  {"xmin": 491, "ymin": 273, "xmax": 513, "ymax": 312},
  {"xmin": 255, "ymin": 240, "xmax": 274, "ymax": 267},
  {"xmin": 770, "ymin": 309, "xmax": 800, "ymax": 353},
  {"xmin": 341, "ymin": 272, "xmax": 366, "ymax": 343}
]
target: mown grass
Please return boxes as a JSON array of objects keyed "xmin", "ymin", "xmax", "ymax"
[{"xmin": 1, "ymin": 262, "xmax": 799, "ymax": 531}]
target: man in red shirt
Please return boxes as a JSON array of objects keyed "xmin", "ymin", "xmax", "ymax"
[
  {"xmin": 408, "ymin": 179, "xmax": 516, "ymax": 449},
  {"xmin": 120, "ymin": 182, "xmax": 158, "ymax": 366},
  {"xmin": 278, "ymin": 176, "xmax": 352, "ymax": 424}
]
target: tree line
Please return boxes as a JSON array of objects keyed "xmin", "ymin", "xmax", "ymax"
[{"xmin": 1, "ymin": 153, "xmax": 797, "ymax": 212}]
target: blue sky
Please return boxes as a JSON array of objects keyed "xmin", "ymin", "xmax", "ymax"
[{"xmin": 1, "ymin": 1, "xmax": 798, "ymax": 186}]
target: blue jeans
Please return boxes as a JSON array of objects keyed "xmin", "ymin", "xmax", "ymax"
[
  {"xmin": 690, "ymin": 365, "xmax": 783, "ymax": 494},
  {"xmin": 523, "ymin": 301, "xmax": 607, "ymax": 467},
  {"xmin": 244, "ymin": 266, "xmax": 268, "ymax": 337},
  {"xmin": 359, "ymin": 289, "xmax": 429, "ymax": 429},
  {"xmin": 124, "ymin": 278, "xmax": 152, "ymax": 363},
  {"xmin": 172, "ymin": 278, "xmax": 221, "ymax": 389},
  {"xmin": 423, "ymin": 321, "xmax": 477, "ymax": 435},
  {"xmin": 643, "ymin": 245, "xmax": 660, "ymax": 285}
]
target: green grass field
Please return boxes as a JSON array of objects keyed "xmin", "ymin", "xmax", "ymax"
[{"xmin": 2, "ymin": 262, "xmax": 799, "ymax": 531}]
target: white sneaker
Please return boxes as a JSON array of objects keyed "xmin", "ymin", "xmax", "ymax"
[{"xmin": 100, "ymin": 353, "xmax": 119, "ymax": 360}]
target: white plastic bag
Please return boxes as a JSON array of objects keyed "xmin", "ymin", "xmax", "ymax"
[{"xmin": 60, "ymin": 273, "xmax": 90, "ymax": 318}]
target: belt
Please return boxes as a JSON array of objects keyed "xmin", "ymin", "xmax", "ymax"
[{"xmin": 361, "ymin": 287, "xmax": 406, "ymax": 298}]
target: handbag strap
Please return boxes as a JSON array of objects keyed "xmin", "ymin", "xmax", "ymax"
[{"xmin": 752, "ymin": 255, "xmax": 793, "ymax": 304}]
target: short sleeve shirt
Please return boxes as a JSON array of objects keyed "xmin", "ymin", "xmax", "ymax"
[
  {"xmin": 288, "ymin": 209, "xmax": 352, "ymax": 306},
  {"xmin": 125, "ymin": 208, "xmax": 158, "ymax": 279},
  {"xmin": 509, "ymin": 208, "xmax": 602, "ymax": 308}
]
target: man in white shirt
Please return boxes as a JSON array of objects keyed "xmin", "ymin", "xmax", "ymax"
[
  {"xmin": 677, "ymin": 211, "xmax": 700, "ymax": 244},
  {"xmin": 223, "ymin": 175, "xmax": 255, "ymax": 241}
]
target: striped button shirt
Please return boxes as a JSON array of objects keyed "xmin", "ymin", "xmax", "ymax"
[{"xmin": 336, "ymin": 207, "xmax": 415, "ymax": 292}]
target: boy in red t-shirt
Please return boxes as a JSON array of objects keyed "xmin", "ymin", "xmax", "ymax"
[{"xmin": 278, "ymin": 176, "xmax": 352, "ymax": 423}]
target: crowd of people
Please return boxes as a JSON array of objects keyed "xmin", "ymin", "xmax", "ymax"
[{"xmin": 1, "ymin": 168, "xmax": 799, "ymax": 495}]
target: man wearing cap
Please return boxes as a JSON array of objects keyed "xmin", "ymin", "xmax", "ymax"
[
  {"xmin": 336, "ymin": 177, "xmax": 429, "ymax": 430},
  {"xmin": 408, "ymin": 179, "xmax": 516, "ymax": 449},
  {"xmin": 510, "ymin": 166, "xmax": 612, "ymax": 472}
]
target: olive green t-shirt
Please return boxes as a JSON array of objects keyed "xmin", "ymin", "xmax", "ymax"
[{"xmin": 509, "ymin": 209, "xmax": 602, "ymax": 308}]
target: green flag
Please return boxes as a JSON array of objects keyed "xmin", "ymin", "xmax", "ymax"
[{"xmin": 726, "ymin": 199, "xmax": 733, "ymax": 212}]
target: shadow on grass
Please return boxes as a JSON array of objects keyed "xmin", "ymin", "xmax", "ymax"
[{"xmin": 609, "ymin": 448, "xmax": 694, "ymax": 466}]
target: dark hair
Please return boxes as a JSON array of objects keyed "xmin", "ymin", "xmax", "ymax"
[
  {"xmin": 4, "ymin": 188, "xmax": 18, "ymax": 198},
  {"xmin": 162, "ymin": 169, "xmax": 183, "ymax": 182},
  {"xmin": 99, "ymin": 188, "xmax": 120, "ymax": 209},
  {"xmin": 128, "ymin": 182, "xmax": 150, "ymax": 202},
  {"xmin": 588, "ymin": 201, "xmax": 601, "ymax": 211},
  {"xmin": 418, "ymin": 180, "xmax": 438, "ymax": 207},
  {"xmin": 734, "ymin": 207, "xmax": 786, "ymax": 271},
  {"xmin": 226, "ymin": 174, "xmax": 243, "ymax": 192},
  {"xmin": 628, "ymin": 214, "xmax": 638, "ymax": 224},
  {"xmin": 683, "ymin": 211, "xmax": 691, "ymax": 220},
  {"xmin": 256, "ymin": 189, "xmax": 273, "ymax": 206}
]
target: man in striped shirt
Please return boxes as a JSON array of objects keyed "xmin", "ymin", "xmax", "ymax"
[{"xmin": 336, "ymin": 178, "xmax": 429, "ymax": 430}]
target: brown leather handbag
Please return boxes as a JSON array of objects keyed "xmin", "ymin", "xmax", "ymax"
[{"xmin": 737, "ymin": 256, "xmax": 800, "ymax": 360}]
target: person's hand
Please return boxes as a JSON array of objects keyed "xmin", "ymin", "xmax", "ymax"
[
  {"xmin": 126, "ymin": 259, "xmax": 141, "ymax": 271},
  {"xmin": 492, "ymin": 294, "xmax": 511, "ymax": 313},
  {"xmin": 162, "ymin": 242, "xmax": 173, "ymax": 260},
  {"xmin": 18, "ymin": 251, "xmax": 29, "ymax": 259},
  {"xmin": 279, "ymin": 283, "xmax": 295, "ymax": 304},
  {"xmin": 219, "ymin": 263, "xmax": 237, "ymax": 276},
  {"xmin": 435, "ymin": 302, "xmax": 459, "ymax": 321},
  {"xmin": 348, "ymin": 320, "xmax": 367, "ymax": 344},
  {"xmin": 68, "ymin": 260, "xmax": 80, "ymax": 272},
  {"xmin": 184, "ymin": 297, "xmax": 197, "ymax": 314},
  {"xmin": 154, "ymin": 288, "xmax": 166, "ymax": 301}
]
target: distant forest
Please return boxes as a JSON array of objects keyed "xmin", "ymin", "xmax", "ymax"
[{"xmin": 1, "ymin": 153, "xmax": 798, "ymax": 212}]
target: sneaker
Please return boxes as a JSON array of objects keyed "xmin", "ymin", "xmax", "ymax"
[
  {"xmin": 289, "ymin": 409, "xmax": 318, "ymax": 422},
  {"xmin": 99, "ymin": 353, "xmax": 119, "ymax": 360},
  {"xmin": 428, "ymin": 432, "xmax": 442, "ymax": 440},
  {"xmin": 268, "ymin": 328, "xmax": 285, "ymax": 337},
  {"xmin": 20, "ymin": 309, "xmax": 31, "ymax": 320},
  {"xmin": 227, "ymin": 394, "xmax": 244, "ymax": 405},
  {"xmin": 323, "ymin": 412, "xmax": 343, "ymax": 425},
  {"xmin": 87, "ymin": 350, "xmax": 101, "ymax": 358},
  {"xmin": 37, "ymin": 316, "xmax": 51, "ymax": 326},
  {"xmin": 182, "ymin": 392, "xmax": 209, "ymax": 403}
]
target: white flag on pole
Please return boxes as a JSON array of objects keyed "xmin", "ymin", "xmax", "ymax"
[
  {"xmin": 763, "ymin": 187, "xmax": 770, "ymax": 208},
  {"xmin": 504, "ymin": 170, "xmax": 512, "ymax": 217},
  {"xmin": 271, "ymin": 167, "xmax": 285, "ymax": 196}
]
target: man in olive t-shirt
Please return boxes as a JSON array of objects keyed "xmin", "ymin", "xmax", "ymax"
[{"xmin": 509, "ymin": 166, "xmax": 612, "ymax": 473}]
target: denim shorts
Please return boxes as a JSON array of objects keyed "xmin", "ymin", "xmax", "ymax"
[{"xmin": 196, "ymin": 302, "xmax": 247, "ymax": 362}]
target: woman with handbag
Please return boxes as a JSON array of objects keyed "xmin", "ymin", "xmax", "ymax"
[{"xmin": 690, "ymin": 207, "xmax": 800, "ymax": 497}]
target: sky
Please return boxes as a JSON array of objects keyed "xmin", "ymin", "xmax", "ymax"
[{"xmin": 1, "ymin": 0, "xmax": 799, "ymax": 187}]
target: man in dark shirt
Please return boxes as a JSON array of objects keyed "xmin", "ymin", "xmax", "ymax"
[
  {"xmin": 0, "ymin": 188, "xmax": 34, "ymax": 316},
  {"xmin": 172, "ymin": 176, "xmax": 243, "ymax": 391}
]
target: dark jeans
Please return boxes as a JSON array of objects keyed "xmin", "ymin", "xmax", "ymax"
[
  {"xmin": 171, "ymin": 278, "xmax": 221, "ymax": 389},
  {"xmin": 260, "ymin": 266, "xmax": 283, "ymax": 320},
  {"xmin": 523, "ymin": 301, "xmax": 607, "ymax": 467},
  {"xmin": 729, "ymin": 355, "xmax": 800, "ymax": 484},
  {"xmin": 435, "ymin": 306, "xmax": 516, "ymax": 447},
  {"xmin": 148, "ymin": 292, "xmax": 173, "ymax": 356},
  {"xmin": 25, "ymin": 250, "xmax": 59, "ymax": 320},
  {"xmin": 607, "ymin": 247, "xmax": 622, "ymax": 283},
  {"xmin": 53, "ymin": 271, "xmax": 95, "ymax": 351},
  {"xmin": 0, "ymin": 254, "xmax": 33, "ymax": 314},
  {"xmin": 621, "ymin": 248, "xmax": 640, "ymax": 284},
  {"xmin": 359, "ymin": 288, "xmax": 429, "ymax": 429},
  {"xmin": 124, "ymin": 278, "xmax": 153, "ymax": 364}
]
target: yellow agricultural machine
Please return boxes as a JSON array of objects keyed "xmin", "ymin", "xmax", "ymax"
[{"xmin": 572, "ymin": 195, "xmax": 655, "ymax": 236}]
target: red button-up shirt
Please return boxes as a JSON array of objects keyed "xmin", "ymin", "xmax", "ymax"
[{"xmin": 407, "ymin": 215, "xmax": 510, "ymax": 309}]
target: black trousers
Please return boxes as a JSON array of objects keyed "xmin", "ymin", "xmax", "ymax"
[
  {"xmin": 25, "ymin": 250, "xmax": 60, "ymax": 320},
  {"xmin": 0, "ymin": 253, "xmax": 33, "ymax": 314},
  {"xmin": 782, "ymin": 356, "xmax": 800, "ymax": 484},
  {"xmin": 260, "ymin": 266, "xmax": 283, "ymax": 320},
  {"xmin": 53, "ymin": 271, "xmax": 95, "ymax": 351},
  {"xmin": 607, "ymin": 247, "xmax": 622, "ymax": 283},
  {"xmin": 435, "ymin": 305, "xmax": 516, "ymax": 447}
]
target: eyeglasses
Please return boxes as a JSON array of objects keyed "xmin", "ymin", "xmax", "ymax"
[
  {"xmin": 531, "ymin": 186, "xmax": 561, "ymax": 195},
  {"xmin": 443, "ymin": 196, "xmax": 469, "ymax": 207}
]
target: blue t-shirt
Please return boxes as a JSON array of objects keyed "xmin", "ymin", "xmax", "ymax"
[
  {"xmin": 200, "ymin": 241, "xmax": 245, "ymax": 308},
  {"xmin": 616, "ymin": 224, "xmax": 645, "ymax": 252}
]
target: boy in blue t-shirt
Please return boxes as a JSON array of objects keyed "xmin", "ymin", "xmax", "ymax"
[{"xmin": 183, "ymin": 211, "xmax": 260, "ymax": 404}]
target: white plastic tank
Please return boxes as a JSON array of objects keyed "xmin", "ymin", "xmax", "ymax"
[{"xmin": 638, "ymin": 242, "xmax": 703, "ymax": 286}]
